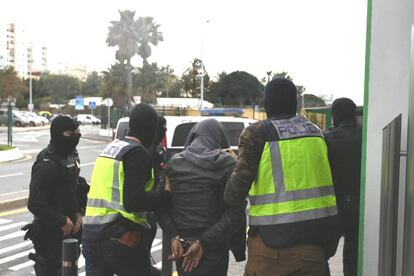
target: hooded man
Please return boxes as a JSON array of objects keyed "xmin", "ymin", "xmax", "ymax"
[
  {"xmin": 26, "ymin": 115, "xmax": 89, "ymax": 276},
  {"xmin": 158, "ymin": 118, "xmax": 246, "ymax": 275},
  {"xmin": 82, "ymin": 103, "xmax": 170, "ymax": 276},
  {"xmin": 324, "ymin": 98, "xmax": 362, "ymax": 276},
  {"xmin": 224, "ymin": 78, "xmax": 341, "ymax": 276}
]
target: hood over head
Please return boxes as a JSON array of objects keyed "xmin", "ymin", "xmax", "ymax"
[
  {"xmin": 331, "ymin": 98, "xmax": 357, "ymax": 126},
  {"xmin": 179, "ymin": 118, "xmax": 236, "ymax": 170},
  {"xmin": 264, "ymin": 78, "xmax": 297, "ymax": 118},
  {"xmin": 154, "ymin": 115, "xmax": 167, "ymax": 145},
  {"xmin": 127, "ymin": 103, "xmax": 158, "ymax": 148}
]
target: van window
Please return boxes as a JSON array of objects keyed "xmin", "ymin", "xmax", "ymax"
[
  {"xmin": 221, "ymin": 122, "xmax": 244, "ymax": 146},
  {"xmin": 171, "ymin": 122, "xmax": 196, "ymax": 147},
  {"xmin": 171, "ymin": 121, "xmax": 245, "ymax": 147},
  {"xmin": 116, "ymin": 122, "xmax": 129, "ymax": 140}
]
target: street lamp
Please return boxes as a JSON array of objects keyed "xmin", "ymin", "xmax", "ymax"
[
  {"xmin": 28, "ymin": 47, "xmax": 33, "ymax": 112},
  {"xmin": 199, "ymin": 19, "xmax": 209, "ymax": 110}
]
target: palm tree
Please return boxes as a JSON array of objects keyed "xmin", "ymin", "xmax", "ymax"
[
  {"xmin": 106, "ymin": 10, "xmax": 163, "ymax": 108},
  {"xmin": 136, "ymin": 17, "xmax": 163, "ymax": 64}
]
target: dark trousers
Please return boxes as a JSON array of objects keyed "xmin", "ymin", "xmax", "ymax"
[
  {"xmin": 31, "ymin": 228, "xmax": 80, "ymax": 276},
  {"xmin": 32, "ymin": 238, "xmax": 62, "ymax": 276},
  {"xmin": 82, "ymin": 239, "xmax": 151, "ymax": 276},
  {"xmin": 337, "ymin": 196, "xmax": 360, "ymax": 276},
  {"xmin": 176, "ymin": 246, "xmax": 229, "ymax": 276}
]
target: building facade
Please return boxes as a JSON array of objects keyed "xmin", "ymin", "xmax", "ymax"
[{"xmin": 0, "ymin": 22, "xmax": 47, "ymax": 78}]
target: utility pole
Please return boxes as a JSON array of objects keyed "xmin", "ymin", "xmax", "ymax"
[{"xmin": 28, "ymin": 47, "xmax": 33, "ymax": 112}]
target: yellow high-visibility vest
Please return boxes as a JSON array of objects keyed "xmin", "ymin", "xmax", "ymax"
[
  {"xmin": 84, "ymin": 139, "xmax": 154, "ymax": 228},
  {"xmin": 249, "ymin": 115, "xmax": 338, "ymax": 226}
]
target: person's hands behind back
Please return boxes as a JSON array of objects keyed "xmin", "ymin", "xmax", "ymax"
[
  {"xmin": 61, "ymin": 217, "xmax": 74, "ymax": 236},
  {"xmin": 182, "ymin": 241, "xmax": 204, "ymax": 272}
]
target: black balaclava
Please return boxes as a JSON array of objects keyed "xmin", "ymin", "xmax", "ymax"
[
  {"xmin": 50, "ymin": 115, "xmax": 80, "ymax": 157},
  {"xmin": 264, "ymin": 78, "xmax": 298, "ymax": 118},
  {"xmin": 331, "ymin": 98, "xmax": 357, "ymax": 126},
  {"xmin": 127, "ymin": 103, "xmax": 158, "ymax": 148},
  {"xmin": 154, "ymin": 115, "xmax": 167, "ymax": 145}
]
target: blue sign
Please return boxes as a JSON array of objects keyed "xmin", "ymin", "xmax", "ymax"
[
  {"xmin": 88, "ymin": 101, "xmax": 96, "ymax": 110},
  {"xmin": 75, "ymin": 96, "xmax": 84, "ymax": 110}
]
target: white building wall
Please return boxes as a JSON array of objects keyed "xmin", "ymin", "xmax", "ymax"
[
  {"xmin": 363, "ymin": 0, "xmax": 414, "ymax": 275},
  {"xmin": 12, "ymin": 23, "xmax": 27, "ymax": 78}
]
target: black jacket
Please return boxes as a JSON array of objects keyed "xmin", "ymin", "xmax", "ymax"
[
  {"xmin": 324, "ymin": 121, "xmax": 362, "ymax": 196},
  {"xmin": 28, "ymin": 145, "xmax": 89, "ymax": 235},
  {"xmin": 158, "ymin": 155, "xmax": 246, "ymax": 261}
]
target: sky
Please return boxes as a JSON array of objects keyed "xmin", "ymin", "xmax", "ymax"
[{"xmin": 1, "ymin": 0, "xmax": 367, "ymax": 104}]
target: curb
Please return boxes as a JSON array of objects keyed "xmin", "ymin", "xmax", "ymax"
[
  {"xmin": 0, "ymin": 197, "xmax": 28, "ymax": 212},
  {"xmin": 82, "ymin": 135, "xmax": 112, "ymax": 142},
  {"xmin": 0, "ymin": 148, "xmax": 24, "ymax": 163}
]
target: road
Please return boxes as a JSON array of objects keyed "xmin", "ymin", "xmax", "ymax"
[
  {"xmin": 0, "ymin": 126, "xmax": 107, "ymax": 198},
  {"xmin": 0, "ymin": 126, "xmax": 167, "ymax": 275},
  {"xmin": 0, "ymin": 209, "xmax": 165, "ymax": 275}
]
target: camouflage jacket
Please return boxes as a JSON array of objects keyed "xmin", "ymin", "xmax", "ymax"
[{"xmin": 224, "ymin": 120, "xmax": 266, "ymax": 206}]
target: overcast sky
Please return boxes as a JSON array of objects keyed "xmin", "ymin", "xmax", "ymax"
[{"xmin": 1, "ymin": 0, "xmax": 367, "ymax": 104}]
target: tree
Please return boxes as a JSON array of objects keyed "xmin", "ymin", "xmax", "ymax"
[
  {"xmin": 135, "ymin": 17, "xmax": 163, "ymax": 63},
  {"xmin": 107, "ymin": 10, "xmax": 163, "ymax": 107},
  {"xmin": 134, "ymin": 62, "xmax": 172, "ymax": 103},
  {"xmin": 209, "ymin": 71, "xmax": 264, "ymax": 106},
  {"xmin": 303, "ymin": 94, "xmax": 327, "ymax": 108},
  {"xmin": 101, "ymin": 63, "xmax": 129, "ymax": 109},
  {"xmin": 81, "ymin": 71, "xmax": 103, "ymax": 96},
  {"xmin": 181, "ymin": 59, "xmax": 210, "ymax": 98},
  {"xmin": 0, "ymin": 67, "xmax": 28, "ymax": 105}
]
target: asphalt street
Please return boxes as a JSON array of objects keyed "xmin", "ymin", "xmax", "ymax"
[
  {"xmin": 0, "ymin": 209, "xmax": 165, "ymax": 275},
  {"xmin": 0, "ymin": 126, "xmax": 108, "ymax": 197}
]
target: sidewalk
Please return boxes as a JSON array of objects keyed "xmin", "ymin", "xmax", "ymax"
[{"xmin": 227, "ymin": 238, "xmax": 344, "ymax": 275}]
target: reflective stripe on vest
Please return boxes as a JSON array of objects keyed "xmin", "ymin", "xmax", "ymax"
[
  {"xmin": 83, "ymin": 139, "xmax": 154, "ymax": 228},
  {"xmin": 248, "ymin": 116, "xmax": 337, "ymax": 226}
]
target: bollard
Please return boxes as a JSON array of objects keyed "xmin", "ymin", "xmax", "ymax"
[
  {"xmin": 62, "ymin": 238, "xmax": 78, "ymax": 276},
  {"xmin": 161, "ymin": 231, "xmax": 172, "ymax": 276}
]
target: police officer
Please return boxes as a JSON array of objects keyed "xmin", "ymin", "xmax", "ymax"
[
  {"xmin": 325, "ymin": 98, "xmax": 362, "ymax": 276},
  {"xmin": 25, "ymin": 115, "xmax": 88, "ymax": 275},
  {"xmin": 224, "ymin": 78, "xmax": 341, "ymax": 275},
  {"xmin": 82, "ymin": 103, "xmax": 170, "ymax": 276}
]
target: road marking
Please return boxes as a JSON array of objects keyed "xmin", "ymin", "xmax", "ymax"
[
  {"xmin": 0, "ymin": 221, "xmax": 27, "ymax": 232},
  {"xmin": 0, "ymin": 249, "xmax": 33, "ymax": 264},
  {"xmin": 0, "ymin": 190, "xmax": 29, "ymax": 197},
  {"xmin": 0, "ymin": 240, "xmax": 32, "ymax": 255},
  {"xmin": 151, "ymin": 244, "xmax": 162, "ymax": 253},
  {"xmin": 78, "ymin": 255, "xmax": 85, "ymax": 269},
  {"xmin": 9, "ymin": 260, "xmax": 34, "ymax": 271},
  {"xmin": 80, "ymin": 162, "xmax": 94, "ymax": 167},
  {"xmin": 0, "ymin": 219, "xmax": 12, "ymax": 225},
  {"xmin": 0, "ymin": 208, "xmax": 28, "ymax": 217},
  {"xmin": 152, "ymin": 238, "xmax": 162, "ymax": 247},
  {"xmin": 0, "ymin": 173, "xmax": 24, "ymax": 178},
  {"xmin": 0, "ymin": 230, "xmax": 25, "ymax": 242}
]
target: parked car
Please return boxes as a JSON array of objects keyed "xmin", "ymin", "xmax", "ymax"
[
  {"xmin": 115, "ymin": 116, "xmax": 256, "ymax": 158},
  {"xmin": 21, "ymin": 111, "xmax": 44, "ymax": 126},
  {"xmin": 0, "ymin": 110, "xmax": 30, "ymax": 127},
  {"xmin": 74, "ymin": 114, "xmax": 101, "ymax": 125}
]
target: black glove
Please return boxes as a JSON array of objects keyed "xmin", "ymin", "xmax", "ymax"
[{"xmin": 21, "ymin": 222, "xmax": 41, "ymax": 241}]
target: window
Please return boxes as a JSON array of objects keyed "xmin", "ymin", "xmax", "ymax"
[{"xmin": 171, "ymin": 121, "xmax": 245, "ymax": 147}]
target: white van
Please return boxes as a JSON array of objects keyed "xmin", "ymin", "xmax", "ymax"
[{"xmin": 115, "ymin": 116, "xmax": 256, "ymax": 157}]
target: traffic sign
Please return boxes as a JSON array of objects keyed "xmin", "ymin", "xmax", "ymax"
[
  {"xmin": 88, "ymin": 101, "xmax": 96, "ymax": 110},
  {"xmin": 75, "ymin": 96, "xmax": 84, "ymax": 110},
  {"xmin": 102, "ymin": 98, "xmax": 113, "ymax": 107}
]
